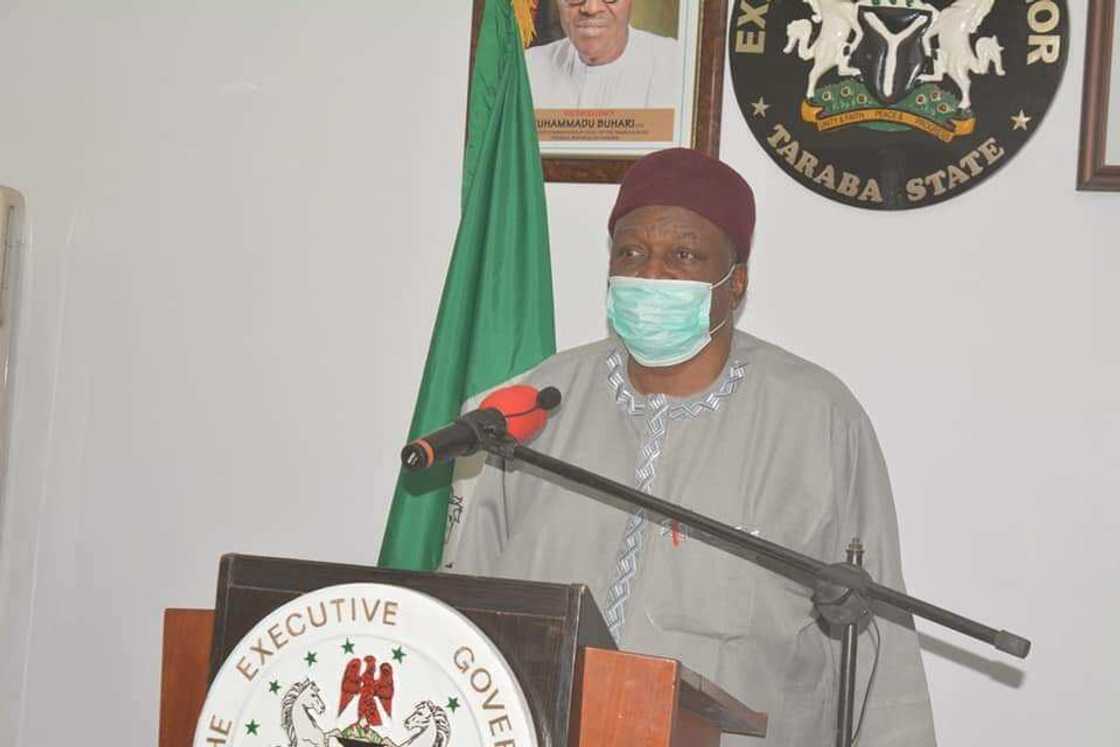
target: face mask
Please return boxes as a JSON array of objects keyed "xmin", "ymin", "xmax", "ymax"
[{"xmin": 606, "ymin": 265, "xmax": 735, "ymax": 367}]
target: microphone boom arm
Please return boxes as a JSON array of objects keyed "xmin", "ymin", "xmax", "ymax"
[{"xmin": 478, "ymin": 435, "xmax": 1031, "ymax": 660}]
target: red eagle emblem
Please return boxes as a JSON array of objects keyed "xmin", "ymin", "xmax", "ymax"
[{"xmin": 338, "ymin": 655, "xmax": 395, "ymax": 726}]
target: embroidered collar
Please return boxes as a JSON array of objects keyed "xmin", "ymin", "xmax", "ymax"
[{"xmin": 605, "ymin": 348, "xmax": 747, "ymax": 420}]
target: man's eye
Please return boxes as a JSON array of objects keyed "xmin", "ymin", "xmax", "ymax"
[{"xmin": 673, "ymin": 248, "xmax": 698, "ymax": 261}]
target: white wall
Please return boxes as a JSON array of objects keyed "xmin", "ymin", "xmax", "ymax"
[{"xmin": 0, "ymin": 2, "xmax": 1116, "ymax": 745}]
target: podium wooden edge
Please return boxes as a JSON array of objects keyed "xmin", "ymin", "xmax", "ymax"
[
  {"xmin": 159, "ymin": 609, "xmax": 214, "ymax": 747},
  {"xmin": 571, "ymin": 647, "xmax": 767, "ymax": 746},
  {"xmin": 677, "ymin": 656, "xmax": 769, "ymax": 738}
]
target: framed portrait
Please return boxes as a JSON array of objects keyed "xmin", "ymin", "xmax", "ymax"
[
  {"xmin": 1078, "ymin": 0, "xmax": 1120, "ymax": 190},
  {"xmin": 471, "ymin": 0, "xmax": 729, "ymax": 183}
]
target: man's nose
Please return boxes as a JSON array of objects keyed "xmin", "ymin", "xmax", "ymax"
[
  {"xmin": 580, "ymin": 0, "xmax": 608, "ymax": 14},
  {"xmin": 636, "ymin": 257, "xmax": 672, "ymax": 279}
]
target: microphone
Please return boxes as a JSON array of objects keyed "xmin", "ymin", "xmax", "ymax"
[{"xmin": 400, "ymin": 385, "xmax": 561, "ymax": 471}]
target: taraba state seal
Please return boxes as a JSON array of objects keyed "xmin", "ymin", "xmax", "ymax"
[{"xmin": 729, "ymin": 0, "xmax": 1068, "ymax": 210}]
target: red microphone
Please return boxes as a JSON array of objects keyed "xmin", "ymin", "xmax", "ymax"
[
  {"xmin": 400, "ymin": 385, "xmax": 561, "ymax": 471},
  {"xmin": 480, "ymin": 385, "xmax": 553, "ymax": 443}
]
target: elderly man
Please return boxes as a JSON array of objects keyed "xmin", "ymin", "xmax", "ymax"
[
  {"xmin": 448, "ymin": 148, "xmax": 936, "ymax": 746},
  {"xmin": 526, "ymin": 0, "xmax": 681, "ymax": 108}
]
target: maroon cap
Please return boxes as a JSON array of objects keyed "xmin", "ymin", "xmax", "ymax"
[{"xmin": 608, "ymin": 148, "xmax": 756, "ymax": 262}]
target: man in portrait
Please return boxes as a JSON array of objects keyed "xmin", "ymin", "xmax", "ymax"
[{"xmin": 526, "ymin": 0, "xmax": 682, "ymax": 109}]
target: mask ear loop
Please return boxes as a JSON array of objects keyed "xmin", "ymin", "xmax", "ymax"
[
  {"xmin": 711, "ymin": 263, "xmax": 737, "ymax": 289},
  {"xmin": 708, "ymin": 262, "xmax": 741, "ymax": 335}
]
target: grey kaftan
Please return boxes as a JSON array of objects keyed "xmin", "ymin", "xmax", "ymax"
[{"xmin": 447, "ymin": 331, "xmax": 936, "ymax": 746}]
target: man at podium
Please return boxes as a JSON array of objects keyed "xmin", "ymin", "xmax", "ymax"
[{"xmin": 448, "ymin": 148, "xmax": 937, "ymax": 746}]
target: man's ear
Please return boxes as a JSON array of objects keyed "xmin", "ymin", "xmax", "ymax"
[{"xmin": 731, "ymin": 263, "xmax": 749, "ymax": 309}]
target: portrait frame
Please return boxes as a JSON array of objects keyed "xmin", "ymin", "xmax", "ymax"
[
  {"xmin": 1077, "ymin": 0, "xmax": 1120, "ymax": 190},
  {"xmin": 470, "ymin": 0, "xmax": 730, "ymax": 183}
]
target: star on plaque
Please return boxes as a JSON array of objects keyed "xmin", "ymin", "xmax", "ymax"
[
  {"xmin": 304, "ymin": 651, "xmax": 318, "ymax": 666},
  {"xmin": 1010, "ymin": 109, "xmax": 1032, "ymax": 130},
  {"xmin": 751, "ymin": 97, "xmax": 770, "ymax": 117}
]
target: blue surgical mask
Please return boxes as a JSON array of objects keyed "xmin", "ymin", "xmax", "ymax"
[{"xmin": 606, "ymin": 265, "xmax": 735, "ymax": 367}]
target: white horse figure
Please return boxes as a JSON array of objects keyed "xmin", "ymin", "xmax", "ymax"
[
  {"xmin": 281, "ymin": 679, "xmax": 345, "ymax": 747},
  {"xmin": 783, "ymin": 0, "xmax": 864, "ymax": 98},
  {"xmin": 918, "ymin": 0, "xmax": 1004, "ymax": 109},
  {"xmin": 398, "ymin": 701, "xmax": 451, "ymax": 747},
  {"xmin": 281, "ymin": 680, "xmax": 449, "ymax": 747}
]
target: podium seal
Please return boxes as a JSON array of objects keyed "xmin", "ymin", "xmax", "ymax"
[{"xmin": 194, "ymin": 582, "xmax": 538, "ymax": 747}]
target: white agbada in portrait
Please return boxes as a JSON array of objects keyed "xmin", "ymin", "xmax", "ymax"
[{"xmin": 526, "ymin": 26, "xmax": 682, "ymax": 108}]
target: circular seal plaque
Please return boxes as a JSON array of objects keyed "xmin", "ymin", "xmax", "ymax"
[
  {"xmin": 194, "ymin": 583, "xmax": 538, "ymax": 747},
  {"xmin": 728, "ymin": 0, "xmax": 1068, "ymax": 209}
]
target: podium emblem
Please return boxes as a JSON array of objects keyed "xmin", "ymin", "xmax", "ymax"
[{"xmin": 194, "ymin": 582, "xmax": 537, "ymax": 747}]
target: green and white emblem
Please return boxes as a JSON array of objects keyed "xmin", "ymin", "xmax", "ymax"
[{"xmin": 194, "ymin": 583, "xmax": 537, "ymax": 747}]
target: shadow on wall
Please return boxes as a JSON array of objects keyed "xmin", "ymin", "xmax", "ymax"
[
  {"xmin": 918, "ymin": 631, "xmax": 1027, "ymax": 689},
  {"xmin": 0, "ymin": 186, "xmax": 24, "ymax": 509}
]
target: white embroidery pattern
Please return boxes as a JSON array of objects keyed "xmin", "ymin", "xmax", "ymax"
[{"xmin": 600, "ymin": 349, "xmax": 746, "ymax": 642}]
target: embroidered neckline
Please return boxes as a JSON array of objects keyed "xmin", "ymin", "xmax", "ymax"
[
  {"xmin": 605, "ymin": 348, "xmax": 747, "ymax": 420},
  {"xmin": 601, "ymin": 346, "xmax": 748, "ymax": 644}
]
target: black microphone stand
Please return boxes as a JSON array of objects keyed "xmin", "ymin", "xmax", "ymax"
[{"xmin": 474, "ymin": 432, "xmax": 1031, "ymax": 747}]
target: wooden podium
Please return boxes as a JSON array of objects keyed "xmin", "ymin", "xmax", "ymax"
[{"xmin": 160, "ymin": 554, "xmax": 767, "ymax": 747}]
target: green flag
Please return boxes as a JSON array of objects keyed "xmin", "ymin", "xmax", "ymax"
[{"xmin": 378, "ymin": 0, "xmax": 555, "ymax": 571}]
